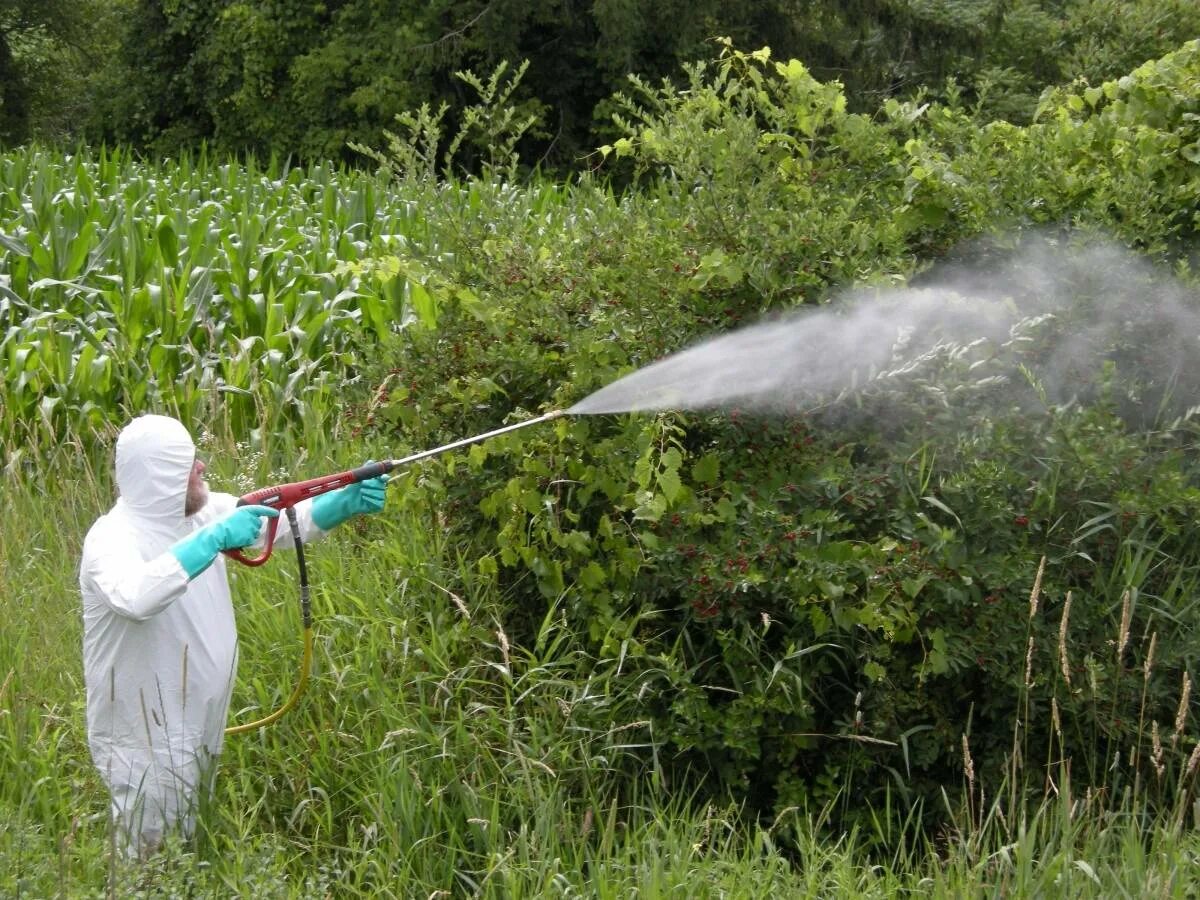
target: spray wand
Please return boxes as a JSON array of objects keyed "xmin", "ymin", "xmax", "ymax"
[
  {"xmin": 222, "ymin": 409, "xmax": 565, "ymax": 735},
  {"xmin": 226, "ymin": 409, "xmax": 566, "ymax": 567}
]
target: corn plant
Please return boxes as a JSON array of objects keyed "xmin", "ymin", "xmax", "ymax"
[{"xmin": 0, "ymin": 147, "xmax": 443, "ymax": 453}]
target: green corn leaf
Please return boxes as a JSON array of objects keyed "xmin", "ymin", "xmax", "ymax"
[{"xmin": 0, "ymin": 231, "xmax": 30, "ymax": 257}]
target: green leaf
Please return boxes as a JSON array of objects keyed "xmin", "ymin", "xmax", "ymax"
[
  {"xmin": 1073, "ymin": 861, "xmax": 1101, "ymax": 886},
  {"xmin": 922, "ymin": 495, "xmax": 962, "ymax": 528},
  {"xmin": 0, "ymin": 232, "xmax": 30, "ymax": 257},
  {"xmin": 863, "ymin": 661, "xmax": 887, "ymax": 681},
  {"xmin": 818, "ymin": 580, "xmax": 844, "ymax": 600},
  {"xmin": 657, "ymin": 466, "xmax": 683, "ymax": 503},
  {"xmin": 715, "ymin": 497, "xmax": 737, "ymax": 522},
  {"xmin": 409, "ymin": 280, "xmax": 437, "ymax": 328},
  {"xmin": 156, "ymin": 215, "xmax": 179, "ymax": 267},
  {"xmin": 579, "ymin": 561, "xmax": 607, "ymax": 589},
  {"xmin": 633, "ymin": 491, "xmax": 667, "ymax": 522},
  {"xmin": 467, "ymin": 443, "xmax": 489, "ymax": 468},
  {"xmin": 692, "ymin": 453, "xmax": 720, "ymax": 485},
  {"xmin": 926, "ymin": 629, "xmax": 950, "ymax": 675}
]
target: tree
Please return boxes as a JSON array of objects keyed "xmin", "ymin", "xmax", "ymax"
[
  {"xmin": 0, "ymin": 0, "xmax": 123, "ymax": 146},
  {"xmin": 65, "ymin": 0, "xmax": 1200, "ymax": 167}
]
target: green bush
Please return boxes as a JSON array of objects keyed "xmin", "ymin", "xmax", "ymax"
[
  {"xmin": 3, "ymin": 36, "xmax": 1198, "ymax": 848},
  {"xmin": 353, "ymin": 40, "xmax": 1200, "ymax": 833}
]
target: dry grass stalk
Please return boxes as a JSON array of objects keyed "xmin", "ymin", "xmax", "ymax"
[
  {"xmin": 1058, "ymin": 591, "xmax": 1073, "ymax": 689},
  {"xmin": 1117, "ymin": 590, "xmax": 1132, "ymax": 662},
  {"xmin": 1186, "ymin": 742, "xmax": 1200, "ymax": 779},
  {"xmin": 580, "ymin": 807, "xmax": 594, "ymax": 838},
  {"xmin": 1174, "ymin": 672, "xmax": 1192, "ymax": 748},
  {"xmin": 496, "ymin": 625, "xmax": 511, "ymax": 670},
  {"xmin": 426, "ymin": 578, "xmax": 472, "ymax": 620},
  {"xmin": 1143, "ymin": 631, "xmax": 1157, "ymax": 684},
  {"xmin": 1029, "ymin": 556, "xmax": 1045, "ymax": 619},
  {"xmin": 449, "ymin": 591, "xmax": 471, "ymax": 620},
  {"xmin": 1025, "ymin": 635, "xmax": 1036, "ymax": 688},
  {"xmin": 962, "ymin": 732, "xmax": 976, "ymax": 793},
  {"xmin": 1151, "ymin": 722, "xmax": 1165, "ymax": 778}
]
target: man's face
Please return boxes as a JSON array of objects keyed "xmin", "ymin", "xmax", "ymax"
[{"xmin": 184, "ymin": 456, "xmax": 209, "ymax": 517}]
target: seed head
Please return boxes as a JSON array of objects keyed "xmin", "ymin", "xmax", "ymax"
[
  {"xmin": 1186, "ymin": 742, "xmax": 1200, "ymax": 779},
  {"xmin": 1025, "ymin": 635, "xmax": 1036, "ymax": 688},
  {"xmin": 1029, "ymin": 556, "xmax": 1045, "ymax": 620},
  {"xmin": 496, "ymin": 626, "xmax": 511, "ymax": 669},
  {"xmin": 1117, "ymin": 590, "xmax": 1132, "ymax": 663},
  {"xmin": 1151, "ymin": 722, "xmax": 1165, "ymax": 778},
  {"xmin": 1058, "ymin": 591, "xmax": 1073, "ymax": 688},
  {"xmin": 1174, "ymin": 672, "xmax": 1192, "ymax": 747},
  {"xmin": 962, "ymin": 733, "xmax": 976, "ymax": 790}
]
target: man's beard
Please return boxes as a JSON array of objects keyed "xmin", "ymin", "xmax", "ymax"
[{"xmin": 184, "ymin": 480, "xmax": 209, "ymax": 517}]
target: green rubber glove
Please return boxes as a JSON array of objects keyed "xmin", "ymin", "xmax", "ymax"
[
  {"xmin": 312, "ymin": 468, "xmax": 389, "ymax": 530},
  {"xmin": 170, "ymin": 505, "xmax": 280, "ymax": 578}
]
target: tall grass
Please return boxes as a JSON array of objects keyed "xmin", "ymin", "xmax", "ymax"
[{"xmin": 3, "ymin": 427, "xmax": 1199, "ymax": 896}]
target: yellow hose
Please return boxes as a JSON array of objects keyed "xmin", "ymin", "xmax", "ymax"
[{"xmin": 225, "ymin": 626, "xmax": 313, "ymax": 736}]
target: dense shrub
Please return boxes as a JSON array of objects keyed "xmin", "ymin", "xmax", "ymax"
[
  {"xmin": 3, "ymin": 37, "xmax": 1197, "ymax": 845},
  {"xmin": 354, "ymin": 41, "xmax": 1200, "ymax": 830}
]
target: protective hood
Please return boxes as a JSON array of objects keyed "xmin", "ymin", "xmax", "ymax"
[{"xmin": 115, "ymin": 414, "xmax": 194, "ymax": 520}]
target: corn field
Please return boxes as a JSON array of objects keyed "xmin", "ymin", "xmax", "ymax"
[{"xmin": 0, "ymin": 147, "xmax": 438, "ymax": 455}]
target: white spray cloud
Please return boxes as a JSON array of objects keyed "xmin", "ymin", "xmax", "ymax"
[{"xmin": 570, "ymin": 232, "xmax": 1200, "ymax": 421}]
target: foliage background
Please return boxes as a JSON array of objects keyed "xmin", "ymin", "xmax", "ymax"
[
  {"xmin": 3, "ymin": 0, "xmax": 1200, "ymax": 168},
  {"xmin": 6, "ymin": 35, "xmax": 1199, "ymax": 827},
  {"xmin": 2, "ymin": 3, "xmax": 1200, "ymax": 893}
]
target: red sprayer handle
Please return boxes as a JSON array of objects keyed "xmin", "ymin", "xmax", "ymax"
[
  {"xmin": 223, "ymin": 410, "xmax": 564, "ymax": 567},
  {"xmin": 225, "ymin": 461, "xmax": 393, "ymax": 566}
]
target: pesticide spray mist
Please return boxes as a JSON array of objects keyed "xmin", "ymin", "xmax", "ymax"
[{"xmin": 568, "ymin": 232, "xmax": 1200, "ymax": 424}]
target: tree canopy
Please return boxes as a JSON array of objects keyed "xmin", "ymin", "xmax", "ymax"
[
  {"xmin": 3, "ymin": 1, "xmax": 1200, "ymax": 170},
  {"xmin": 0, "ymin": 0, "xmax": 122, "ymax": 145}
]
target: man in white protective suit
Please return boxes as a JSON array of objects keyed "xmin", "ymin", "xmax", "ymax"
[{"xmin": 80, "ymin": 414, "xmax": 388, "ymax": 857}]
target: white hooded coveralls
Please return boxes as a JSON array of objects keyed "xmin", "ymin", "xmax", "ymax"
[{"xmin": 80, "ymin": 415, "xmax": 325, "ymax": 853}]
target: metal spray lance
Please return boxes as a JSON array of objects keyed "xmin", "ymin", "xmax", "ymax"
[{"xmin": 225, "ymin": 409, "xmax": 567, "ymax": 566}]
